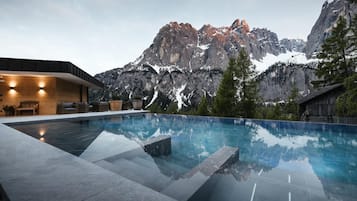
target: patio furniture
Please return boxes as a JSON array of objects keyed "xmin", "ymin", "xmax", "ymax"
[
  {"xmin": 91, "ymin": 102, "xmax": 109, "ymax": 112},
  {"xmin": 57, "ymin": 102, "xmax": 78, "ymax": 114},
  {"xmin": 15, "ymin": 101, "xmax": 39, "ymax": 116},
  {"xmin": 77, "ymin": 102, "xmax": 89, "ymax": 113}
]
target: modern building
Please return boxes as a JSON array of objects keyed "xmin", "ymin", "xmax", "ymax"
[
  {"xmin": 297, "ymin": 84, "xmax": 345, "ymax": 122},
  {"xmin": 0, "ymin": 58, "xmax": 103, "ymax": 115}
]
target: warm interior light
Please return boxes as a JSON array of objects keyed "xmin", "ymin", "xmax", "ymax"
[
  {"xmin": 9, "ymin": 81, "xmax": 17, "ymax": 95},
  {"xmin": 38, "ymin": 81, "xmax": 46, "ymax": 96},
  {"xmin": 39, "ymin": 137, "xmax": 45, "ymax": 142},
  {"xmin": 9, "ymin": 81, "xmax": 16, "ymax": 88},
  {"xmin": 38, "ymin": 87, "xmax": 46, "ymax": 96},
  {"xmin": 9, "ymin": 85, "xmax": 16, "ymax": 95},
  {"xmin": 39, "ymin": 82, "xmax": 45, "ymax": 88},
  {"xmin": 39, "ymin": 129, "xmax": 46, "ymax": 136}
]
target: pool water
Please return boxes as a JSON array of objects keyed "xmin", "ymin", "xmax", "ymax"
[{"xmin": 9, "ymin": 114, "xmax": 357, "ymax": 201}]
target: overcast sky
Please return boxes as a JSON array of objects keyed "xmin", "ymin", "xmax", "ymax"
[{"xmin": 0, "ymin": 0, "xmax": 327, "ymax": 75}]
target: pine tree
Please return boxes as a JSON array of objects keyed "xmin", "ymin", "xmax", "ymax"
[
  {"xmin": 213, "ymin": 59, "xmax": 237, "ymax": 117},
  {"xmin": 213, "ymin": 49, "xmax": 258, "ymax": 118},
  {"xmin": 197, "ymin": 95, "xmax": 209, "ymax": 116},
  {"xmin": 316, "ymin": 16, "xmax": 354, "ymax": 85},
  {"xmin": 336, "ymin": 74, "xmax": 357, "ymax": 116},
  {"xmin": 285, "ymin": 85, "xmax": 299, "ymax": 120},
  {"xmin": 166, "ymin": 102, "xmax": 178, "ymax": 114},
  {"xmin": 350, "ymin": 14, "xmax": 357, "ymax": 67},
  {"xmin": 235, "ymin": 49, "xmax": 258, "ymax": 118},
  {"xmin": 148, "ymin": 102, "xmax": 162, "ymax": 113}
]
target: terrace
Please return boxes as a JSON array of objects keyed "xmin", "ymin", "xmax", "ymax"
[{"xmin": 0, "ymin": 58, "xmax": 103, "ymax": 116}]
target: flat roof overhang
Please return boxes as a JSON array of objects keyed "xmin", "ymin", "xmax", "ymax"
[
  {"xmin": 0, "ymin": 58, "xmax": 104, "ymax": 89},
  {"xmin": 0, "ymin": 71, "xmax": 101, "ymax": 89}
]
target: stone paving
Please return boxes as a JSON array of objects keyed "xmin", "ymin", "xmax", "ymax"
[{"xmin": 0, "ymin": 111, "xmax": 176, "ymax": 201}]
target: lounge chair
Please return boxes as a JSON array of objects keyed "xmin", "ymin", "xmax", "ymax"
[{"xmin": 57, "ymin": 102, "xmax": 78, "ymax": 114}]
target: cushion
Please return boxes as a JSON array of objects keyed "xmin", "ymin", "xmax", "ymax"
[{"xmin": 62, "ymin": 102, "xmax": 75, "ymax": 108}]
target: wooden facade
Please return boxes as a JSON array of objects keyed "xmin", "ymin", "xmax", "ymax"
[{"xmin": 298, "ymin": 84, "xmax": 345, "ymax": 122}]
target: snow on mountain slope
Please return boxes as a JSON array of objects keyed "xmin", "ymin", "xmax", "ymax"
[{"xmin": 252, "ymin": 51, "xmax": 317, "ymax": 73}]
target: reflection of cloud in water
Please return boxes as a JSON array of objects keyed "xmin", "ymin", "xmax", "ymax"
[
  {"xmin": 352, "ymin": 140, "xmax": 357, "ymax": 147},
  {"xmin": 198, "ymin": 144, "xmax": 209, "ymax": 158},
  {"xmin": 277, "ymin": 157, "xmax": 314, "ymax": 173},
  {"xmin": 254, "ymin": 126, "xmax": 318, "ymax": 149},
  {"xmin": 151, "ymin": 128, "xmax": 162, "ymax": 138}
]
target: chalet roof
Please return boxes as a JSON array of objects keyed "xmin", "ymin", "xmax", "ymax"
[
  {"xmin": 0, "ymin": 58, "xmax": 103, "ymax": 88},
  {"xmin": 297, "ymin": 83, "xmax": 344, "ymax": 105}
]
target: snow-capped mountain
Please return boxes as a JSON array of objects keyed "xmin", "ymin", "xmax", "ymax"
[
  {"xmin": 92, "ymin": 19, "xmax": 309, "ymax": 109},
  {"xmin": 125, "ymin": 20, "xmax": 306, "ymax": 73}
]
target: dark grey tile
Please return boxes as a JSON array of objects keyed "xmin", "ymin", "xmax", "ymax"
[
  {"xmin": 84, "ymin": 184, "xmax": 176, "ymax": 201},
  {"xmin": 1, "ymin": 154, "xmax": 127, "ymax": 201},
  {"xmin": 0, "ymin": 125, "xmax": 68, "ymax": 182}
]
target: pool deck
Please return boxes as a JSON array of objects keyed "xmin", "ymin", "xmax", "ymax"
[{"xmin": 0, "ymin": 110, "xmax": 177, "ymax": 201}]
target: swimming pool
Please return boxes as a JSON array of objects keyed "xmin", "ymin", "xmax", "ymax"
[{"xmin": 9, "ymin": 114, "xmax": 357, "ymax": 201}]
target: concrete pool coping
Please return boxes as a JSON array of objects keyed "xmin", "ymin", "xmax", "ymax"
[
  {"xmin": 0, "ymin": 110, "xmax": 148, "ymax": 124},
  {"xmin": 0, "ymin": 110, "xmax": 177, "ymax": 201}
]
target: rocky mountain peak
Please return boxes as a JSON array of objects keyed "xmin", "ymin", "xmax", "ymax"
[
  {"xmin": 93, "ymin": 18, "xmax": 310, "ymax": 110},
  {"xmin": 305, "ymin": 0, "xmax": 357, "ymax": 58},
  {"xmin": 280, "ymin": 38, "xmax": 306, "ymax": 52},
  {"xmin": 231, "ymin": 19, "xmax": 250, "ymax": 33},
  {"xmin": 167, "ymin": 21, "xmax": 196, "ymax": 32}
]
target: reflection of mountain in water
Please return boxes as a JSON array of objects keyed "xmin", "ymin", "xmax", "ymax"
[
  {"xmin": 105, "ymin": 114, "xmax": 357, "ymax": 197},
  {"xmin": 252, "ymin": 120, "xmax": 357, "ymax": 179}
]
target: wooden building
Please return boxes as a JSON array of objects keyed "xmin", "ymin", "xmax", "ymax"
[
  {"xmin": 0, "ymin": 58, "xmax": 103, "ymax": 115},
  {"xmin": 297, "ymin": 84, "xmax": 345, "ymax": 122}
]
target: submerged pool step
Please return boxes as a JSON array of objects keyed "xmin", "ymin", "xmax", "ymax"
[
  {"xmin": 95, "ymin": 157, "xmax": 172, "ymax": 192},
  {"xmin": 131, "ymin": 156, "xmax": 157, "ymax": 169},
  {"xmin": 142, "ymin": 135, "xmax": 172, "ymax": 156},
  {"xmin": 153, "ymin": 157, "xmax": 191, "ymax": 179},
  {"xmin": 161, "ymin": 146, "xmax": 239, "ymax": 201},
  {"xmin": 101, "ymin": 135, "xmax": 172, "ymax": 162},
  {"xmin": 189, "ymin": 173, "xmax": 254, "ymax": 201}
]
